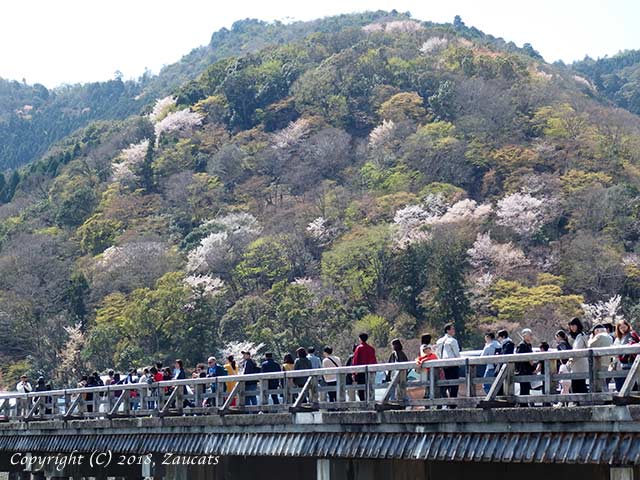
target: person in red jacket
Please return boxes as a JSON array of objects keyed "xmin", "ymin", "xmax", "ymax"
[{"xmin": 352, "ymin": 332, "xmax": 377, "ymax": 401}]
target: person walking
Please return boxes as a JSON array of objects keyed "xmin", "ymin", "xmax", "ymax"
[
  {"xmin": 224, "ymin": 356, "xmax": 239, "ymax": 407},
  {"xmin": 515, "ymin": 328, "xmax": 535, "ymax": 399},
  {"xmin": 481, "ymin": 332, "xmax": 501, "ymax": 394},
  {"xmin": 282, "ymin": 353, "xmax": 295, "ymax": 403},
  {"xmin": 435, "ymin": 324, "xmax": 461, "ymax": 402},
  {"xmin": 322, "ymin": 346, "xmax": 342, "ymax": 402},
  {"xmin": 260, "ymin": 353, "xmax": 281, "ymax": 405},
  {"xmin": 386, "ymin": 339, "xmax": 409, "ymax": 401},
  {"xmin": 241, "ymin": 350, "xmax": 260, "ymax": 406},
  {"xmin": 206, "ymin": 357, "xmax": 227, "ymax": 406},
  {"xmin": 293, "ymin": 347, "xmax": 313, "ymax": 402},
  {"xmin": 352, "ymin": 333, "xmax": 377, "ymax": 401},
  {"xmin": 307, "ymin": 347, "xmax": 322, "ymax": 369},
  {"xmin": 613, "ymin": 320, "xmax": 640, "ymax": 392},
  {"xmin": 588, "ymin": 324, "xmax": 614, "ymax": 392},
  {"xmin": 344, "ymin": 345, "xmax": 356, "ymax": 401},
  {"xmin": 567, "ymin": 318, "xmax": 589, "ymax": 394}
]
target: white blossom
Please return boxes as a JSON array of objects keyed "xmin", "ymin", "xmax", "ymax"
[
  {"xmin": 368, "ymin": 119, "xmax": 396, "ymax": 147},
  {"xmin": 111, "ymin": 139, "xmax": 149, "ymax": 183},
  {"xmin": 213, "ymin": 212, "xmax": 262, "ymax": 238},
  {"xmin": 420, "ymin": 37, "xmax": 448, "ymax": 54},
  {"xmin": 393, "ymin": 204, "xmax": 433, "ymax": 248},
  {"xmin": 272, "ymin": 118, "xmax": 310, "ymax": 150},
  {"xmin": 467, "ymin": 232, "xmax": 529, "ymax": 276},
  {"xmin": 223, "ymin": 341, "xmax": 265, "ymax": 361},
  {"xmin": 362, "ymin": 23, "xmax": 385, "ymax": 33},
  {"xmin": 154, "ymin": 108, "xmax": 203, "ymax": 140},
  {"xmin": 188, "ymin": 213, "xmax": 261, "ymax": 274},
  {"xmin": 187, "ymin": 232, "xmax": 231, "ymax": 274},
  {"xmin": 496, "ymin": 192, "xmax": 552, "ymax": 238},
  {"xmin": 184, "ymin": 274, "xmax": 224, "ymax": 298},
  {"xmin": 434, "ymin": 199, "xmax": 492, "ymax": 224},
  {"xmin": 622, "ymin": 254, "xmax": 640, "ymax": 268},
  {"xmin": 573, "ymin": 75, "xmax": 594, "ymax": 89},
  {"xmin": 582, "ymin": 295, "xmax": 624, "ymax": 325},
  {"xmin": 422, "ymin": 193, "xmax": 450, "ymax": 217},
  {"xmin": 392, "ymin": 198, "xmax": 491, "ymax": 248},
  {"xmin": 362, "ymin": 20, "xmax": 423, "ymax": 34},
  {"xmin": 384, "ymin": 20, "xmax": 423, "ymax": 33},
  {"xmin": 99, "ymin": 241, "xmax": 168, "ymax": 273},
  {"xmin": 149, "ymin": 95, "xmax": 176, "ymax": 123},
  {"xmin": 306, "ymin": 216, "xmax": 338, "ymax": 245}
]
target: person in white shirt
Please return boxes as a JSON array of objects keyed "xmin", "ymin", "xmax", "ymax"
[
  {"xmin": 436, "ymin": 323, "xmax": 461, "ymax": 400},
  {"xmin": 16, "ymin": 375, "xmax": 32, "ymax": 394},
  {"xmin": 16, "ymin": 375, "xmax": 32, "ymax": 416},
  {"xmin": 322, "ymin": 346, "xmax": 342, "ymax": 402}
]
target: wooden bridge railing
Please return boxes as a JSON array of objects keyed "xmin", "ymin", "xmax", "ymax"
[{"xmin": 3, "ymin": 345, "xmax": 640, "ymax": 421}]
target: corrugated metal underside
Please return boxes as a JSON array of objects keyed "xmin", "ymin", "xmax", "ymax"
[{"xmin": 0, "ymin": 432, "xmax": 639, "ymax": 464}]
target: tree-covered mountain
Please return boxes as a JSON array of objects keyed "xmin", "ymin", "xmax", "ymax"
[
  {"xmin": 0, "ymin": 11, "xmax": 410, "ymax": 171},
  {"xmin": 571, "ymin": 50, "xmax": 640, "ymax": 115},
  {"xmin": 1, "ymin": 12, "xmax": 640, "ymax": 387}
]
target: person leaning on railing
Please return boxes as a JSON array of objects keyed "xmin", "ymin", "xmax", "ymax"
[
  {"xmin": 416, "ymin": 344, "xmax": 438, "ymax": 401},
  {"xmin": 322, "ymin": 346, "xmax": 342, "ymax": 402}
]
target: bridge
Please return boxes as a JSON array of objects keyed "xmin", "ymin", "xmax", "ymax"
[{"xmin": 1, "ymin": 346, "xmax": 640, "ymax": 479}]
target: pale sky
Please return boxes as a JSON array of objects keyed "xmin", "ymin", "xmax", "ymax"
[{"xmin": 1, "ymin": 0, "xmax": 638, "ymax": 88}]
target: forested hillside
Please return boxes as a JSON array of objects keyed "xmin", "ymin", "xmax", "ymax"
[
  {"xmin": 572, "ymin": 50, "xmax": 640, "ymax": 115},
  {"xmin": 0, "ymin": 11, "xmax": 409, "ymax": 171},
  {"xmin": 2, "ymin": 12, "xmax": 640, "ymax": 387}
]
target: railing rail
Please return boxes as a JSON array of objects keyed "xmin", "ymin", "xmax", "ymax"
[{"xmin": 3, "ymin": 345, "xmax": 640, "ymax": 421}]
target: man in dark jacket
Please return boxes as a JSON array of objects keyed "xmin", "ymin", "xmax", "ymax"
[
  {"xmin": 260, "ymin": 352, "xmax": 281, "ymax": 404},
  {"xmin": 241, "ymin": 351, "xmax": 260, "ymax": 406},
  {"xmin": 206, "ymin": 356, "xmax": 227, "ymax": 406},
  {"xmin": 495, "ymin": 330, "xmax": 515, "ymax": 396},
  {"xmin": 515, "ymin": 328, "xmax": 535, "ymax": 398}
]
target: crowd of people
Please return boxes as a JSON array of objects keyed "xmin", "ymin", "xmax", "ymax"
[{"xmin": 15, "ymin": 317, "xmax": 640, "ymax": 411}]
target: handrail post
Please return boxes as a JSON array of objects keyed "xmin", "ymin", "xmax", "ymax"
[
  {"xmin": 336, "ymin": 371, "xmax": 345, "ymax": 403},
  {"xmin": 366, "ymin": 367, "xmax": 375, "ymax": 407},
  {"xmin": 465, "ymin": 359, "xmax": 475, "ymax": 398},
  {"xmin": 397, "ymin": 367, "xmax": 407, "ymax": 403},
  {"xmin": 429, "ymin": 365, "xmax": 436, "ymax": 400},
  {"xmin": 589, "ymin": 349, "xmax": 599, "ymax": 394},
  {"xmin": 543, "ymin": 360, "xmax": 552, "ymax": 396}
]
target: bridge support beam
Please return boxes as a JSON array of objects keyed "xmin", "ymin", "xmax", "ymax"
[
  {"xmin": 610, "ymin": 467, "xmax": 634, "ymax": 480},
  {"xmin": 317, "ymin": 459, "xmax": 331, "ymax": 480}
]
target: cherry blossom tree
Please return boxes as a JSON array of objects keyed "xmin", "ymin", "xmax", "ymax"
[
  {"xmin": 148, "ymin": 95, "xmax": 176, "ymax": 123},
  {"xmin": 420, "ymin": 37, "xmax": 448, "ymax": 54},
  {"xmin": 582, "ymin": 295, "xmax": 624, "ymax": 325},
  {"xmin": 111, "ymin": 139, "xmax": 149, "ymax": 184},
  {"xmin": 368, "ymin": 119, "xmax": 396, "ymax": 148},
  {"xmin": 154, "ymin": 108, "xmax": 204, "ymax": 141},
  {"xmin": 272, "ymin": 118, "xmax": 310, "ymax": 150},
  {"xmin": 187, "ymin": 213, "xmax": 261, "ymax": 276},
  {"xmin": 184, "ymin": 274, "xmax": 224, "ymax": 299},
  {"xmin": 467, "ymin": 232, "xmax": 529, "ymax": 276},
  {"xmin": 496, "ymin": 192, "xmax": 552, "ymax": 238}
]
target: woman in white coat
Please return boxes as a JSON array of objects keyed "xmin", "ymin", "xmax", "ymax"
[{"xmin": 567, "ymin": 317, "xmax": 589, "ymax": 394}]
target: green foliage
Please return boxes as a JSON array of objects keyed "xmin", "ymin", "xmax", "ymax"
[
  {"xmin": 354, "ymin": 314, "xmax": 390, "ymax": 348},
  {"xmin": 490, "ymin": 275, "xmax": 583, "ymax": 322},
  {"xmin": 77, "ymin": 214, "xmax": 121, "ymax": 255},
  {"xmin": 322, "ymin": 225, "xmax": 394, "ymax": 306}
]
